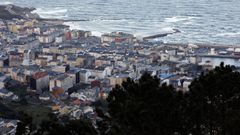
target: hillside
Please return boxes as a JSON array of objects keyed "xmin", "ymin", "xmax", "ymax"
[{"xmin": 0, "ymin": 4, "xmax": 39, "ymax": 20}]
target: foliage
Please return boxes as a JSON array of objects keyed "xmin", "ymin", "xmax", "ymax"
[
  {"xmin": 188, "ymin": 63, "xmax": 240, "ymax": 135},
  {"xmin": 16, "ymin": 111, "xmax": 33, "ymax": 135},
  {"xmin": 106, "ymin": 73, "xmax": 189, "ymax": 135},
  {"xmin": 15, "ymin": 63, "xmax": 240, "ymax": 135},
  {"xmin": 16, "ymin": 113, "xmax": 97, "ymax": 135},
  {"xmin": 103, "ymin": 63, "xmax": 240, "ymax": 135}
]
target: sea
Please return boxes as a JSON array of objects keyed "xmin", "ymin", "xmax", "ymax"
[{"xmin": 1, "ymin": 0, "xmax": 240, "ymax": 45}]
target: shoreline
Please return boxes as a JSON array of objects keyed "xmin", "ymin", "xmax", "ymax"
[
  {"xmin": 163, "ymin": 43, "xmax": 240, "ymax": 49},
  {"xmin": 1, "ymin": 4, "xmax": 240, "ymax": 47}
]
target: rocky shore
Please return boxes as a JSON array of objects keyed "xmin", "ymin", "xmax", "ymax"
[{"xmin": 0, "ymin": 4, "xmax": 39, "ymax": 20}]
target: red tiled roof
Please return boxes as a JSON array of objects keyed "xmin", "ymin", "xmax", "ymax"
[
  {"xmin": 32, "ymin": 72, "xmax": 48, "ymax": 79},
  {"xmin": 52, "ymin": 87, "xmax": 64, "ymax": 98},
  {"xmin": 73, "ymin": 99, "xmax": 81, "ymax": 105}
]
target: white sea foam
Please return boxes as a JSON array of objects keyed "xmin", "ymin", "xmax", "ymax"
[
  {"xmin": 63, "ymin": 22, "xmax": 82, "ymax": 30},
  {"xmin": 164, "ymin": 16, "xmax": 196, "ymax": 23},
  {"xmin": 3, "ymin": 0, "xmax": 240, "ymax": 45},
  {"xmin": 91, "ymin": 31, "xmax": 103, "ymax": 37},
  {"xmin": 32, "ymin": 8, "xmax": 68, "ymax": 19},
  {"xmin": 64, "ymin": 22, "xmax": 104, "ymax": 36},
  {"xmin": 161, "ymin": 27, "xmax": 175, "ymax": 32},
  {"xmin": 91, "ymin": 18, "xmax": 128, "ymax": 22},
  {"xmin": 183, "ymin": 22, "xmax": 193, "ymax": 25},
  {"xmin": 216, "ymin": 32, "xmax": 240, "ymax": 37},
  {"xmin": 0, "ymin": 1, "xmax": 13, "ymax": 5}
]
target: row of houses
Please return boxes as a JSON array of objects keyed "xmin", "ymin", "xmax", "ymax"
[{"xmin": 0, "ymin": 118, "xmax": 18, "ymax": 135}]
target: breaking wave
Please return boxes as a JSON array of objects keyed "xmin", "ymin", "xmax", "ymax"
[
  {"xmin": 32, "ymin": 8, "xmax": 68, "ymax": 19},
  {"xmin": 0, "ymin": 1, "xmax": 13, "ymax": 5}
]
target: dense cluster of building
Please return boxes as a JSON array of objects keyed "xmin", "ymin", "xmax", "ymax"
[
  {"xmin": 0, "ymin": 118, "xmax": 18, "ymax": 135},
  {"xmin": 0, "ymin": 17, "xmax": 240, "ymax": 134}
]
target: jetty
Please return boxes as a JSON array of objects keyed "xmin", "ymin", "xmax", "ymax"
[{"xmin": 143, "ymin": 29, "xmax": 181, "ymax": 40}]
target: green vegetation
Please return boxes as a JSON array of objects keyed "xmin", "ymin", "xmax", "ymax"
[
  {"xmin": 12, "ymin": 104, "xmax": 51, "ymax": 126},
  {"xmin": 16, "ymin": 113, "xmax": 97, "ymax": 135},
  {"xmin": 2, "ymin": 101, "xmax": 51, "ymax": 126},
  {"xmin": 101, "ymin": 63, "xmax": 240, "ymax": 135},
  {"xmin": 36, "ymin": 118, "xmax": 97, "ymax": 135},
  {"xmin": 188, "ymin": 63, "xmax": 240, "ymax": 135},
  {"xmin": 14, "ymin": 63, "xmax": 240, "ymax": 135},
  {"xmin": 0, "ymin": 101, "xmax": 16, "ymax": 119},
  {"xmin": 8, "ymin": 85, "xmax": 27, "ymax": 98},
  {"xmin": 104, "ymin": 73, "xmax": 187, "ymax": 135},
  {"xmin": 4, "ymin": 83, "xmax": 51, "ymax": 126}
]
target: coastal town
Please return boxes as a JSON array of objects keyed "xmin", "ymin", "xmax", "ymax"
[{"xmin": 1, "ymin": 4, "xmax": 240, "ymax": 135}]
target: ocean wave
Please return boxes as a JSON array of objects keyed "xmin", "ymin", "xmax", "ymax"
[
  {"xmin": 0, "ymin": 1, "xmax": 13, "ymax": 5},
  {"xmin": 63, "ymin": 22, "xmax": 81, "ymax": 30},
  {"xmin": 164, "ymin": 16, "xmax": 197, "ymax": 23},
  {"xmin": 216, "ymin": 32, "xmax": 240, "ymax": 37},
  {"xmin": 91, "ymin": 31, "xmax": 103, "ymax": 37},
  {"xmin": 87, "ymin": 18, "xmax": 128, "ymax": 22},
  {"xmin": 183, "ymin": 22, "xmax": 193, "ymax": 25},
  {"xmin": 161, "ymin": 27, "xmax": 176, "ymax": 33},
  {"xmin": 32, "ymin": 8, "xmax": 68, "ymax": 18},
  {"xmin": 33, "ymin": 8, "xmax": 68, "ymax": 15}
]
